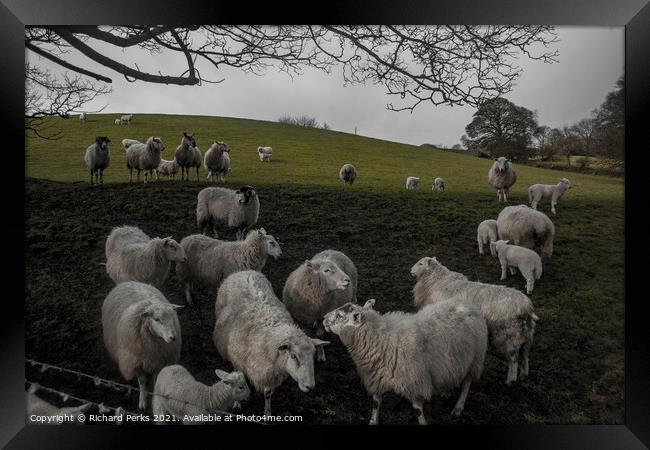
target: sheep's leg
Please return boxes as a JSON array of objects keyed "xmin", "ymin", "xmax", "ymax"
[
  {"xmin": 89, "ymin": 169, "xmax": 94, "ymax": 185},
  {"xmin": 129, "ymin": 168, "xmax": 133, "ymax": 183},
  {"xmin": 531, "ymin": 199, "xmax": 538, "ymax": 210},
  {"xmin": 316, "ymin": 345, "xmax": 326, "ymax": 362},
  {"xmin": 99, "ymin": 170, "xmax": 104, "ymax": 184},
  {"xmin": 196, "ymin": 167, "xmax": 199, "ymax": 181},
  {"xmin": 263, "ymin": 387, "xmax": 273, "ymax": 417},
  {"xmin": 184, "ymin": 283, "xmax": 194, "ymax": 306},
  {"xmin": 510, "ymin": 267, "xmax": 517, "ymax": 275},
  {"xmin": 451, "ymin": 376, "xmax": 472, "ymax": 416},
  {"xmin": 500, "ymin": 260, "xmax": 508, "ymax": 280},
  {"xmin": 506, "ymin": 354, "xmax": 519, "ymax": 385},
  {"xmin": 551, "ymin": 201, "xmax": 557, "ymax": 215},
  {"xmin": 525, "ymin": 274, "xmax": 534, "ymax": 295},
  {"xmin": 478, "ymin": 239, "xmax": 484, "ymax": 255},
  {"xmin": 136, "ymin": 372, "xmax": 148, "ymax": 411},
  {"xmin": 412, "ymin": 398, "xmax": 427, "ymax": 425},
  {"xmin": 369, "ymin": 394, "xmax": 382, "ymax": 425},
  {"xmin": 137, "ymin": 170, "xmax": 141, "ymax": 183},
  {"xmin": 520, "ymin": 344, "xmax": 531, "ymax": 378}
]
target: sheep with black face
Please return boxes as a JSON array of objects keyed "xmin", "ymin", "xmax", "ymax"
[{"xmin": 196, "ymin": 185, "xmax": 259, "ymax": 239}]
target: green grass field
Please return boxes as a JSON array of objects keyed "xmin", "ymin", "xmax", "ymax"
[{"xmin": 25, "ymin": 114, "xmax": 624, "ymax": 424}]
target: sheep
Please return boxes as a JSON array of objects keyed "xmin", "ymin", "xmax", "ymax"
[
  {"xmin": 488, "ymin": 157, "xmax": 517, "ymax": 202},
  {"xmin": 258, "ymin": 146, "xmax": 272, "ymax": 162},
  {"xmin": 323, "ymin": 298, "xmax": 487, "ymax": 425},
  {"xmin": 405, "ymin": 176, "xmax": 421, "ymax": 189},
  {"xmin": 282, "ymin": 249, "xmax": 357, "ymax": 362},
  {"xmin": 213, "ymin": 270, "xmax": 329, "ymax": 416},
  {"xmin": 79, "ymin": 112, "xmax": 87, "ymax": 121},
  {"xmin": 176, "ymin": 228, "xmax": 282, "ymax": 306},
  {"xmin": 84, "ymin": 136, "xmax": 111, "ymax": 185},
  {"xmin": 120, "ymin": 113, "xmax": 133, "ymax": 125},
  {"xmin": 433, "ymin": 177, "xmax": 446, "ymax": 192},
  {"xmin": 477, "ymin": 219, "xmax": 499, "ymax": 256},
  {"xmin": 156, "ymin": 158, "xmax": 180, "ymax": 179},
  {"xmin": 410, "ymin": 256, "xmax": 538, "ymax": 384},
  {"xmin": 196, "ymin": 185, "xmax": 259, "ymax": 240},
  {"xmin": 490, "ymin": 240, "xmax": 543, "ymax": 295},
  {"xmin": 339, "ymin": 163, "xmax": 357, "ymax": 185},
  {"xmin": 121, "ymin": 138, "xmax": 142, "ymax": 150},
  {"xmin": 174, "ymin": 132, "xmax": 198, "ymax": 181},
  {"xmin": 496, "ymin": 204, "xmax": 555, "ymax": 259},
  {"xmin": 102, "ymin": 281, "xmax": 182, "ymax": 411},
  {"xmin": 152, "ymin": 365, "xmax": 250, "ymax": 424},
  {"xmin": 204, "ymin": 141, "xmax": 231, "ymax": 182},
  {"xmin": 528, "ymin": 178, "xmax": 572, "ymax": 215},
  {"xmin": 115, "ymin": 119, "xmax": 121, "ymax": 125},
  {"xmin": 125, "ymin": 136, "xmax": 165, "ymax": 183},
  {"xmin": 105, "ymin": 225, "xmax": 187, "ymax": 289},
  {"xmin": 26, "ymin": 385, "xmax": 91, "ymax": 424}
]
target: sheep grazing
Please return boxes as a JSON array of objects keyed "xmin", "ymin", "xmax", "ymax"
[
  {"xmin": 528, "ymin": 178, "xmax": 572, "ymax": 215},
  {"xmin": 323, "ymin": 298, "xmax": 487, "ymax": 425},
  {"xmin": 213, "ymin": 270, "xmax": 329, "ymax": 416},
  {"xmin": 79, "ymin": 112, "xmax": 87, "ymax": 121},
  {"xmin": 477, "ymin": 219, "xmax": 499, "ymax": 256},
  {"xmin": 114, "ymin": 119, "xmax": 121, "ymax": 125},
  {"xmin": 282, "ymin": 249, "xmax": 357, "ymax": 361},
  {"xmin": 433, "ymin": 177, "xmax": 446, "ymax": 192},
  {"xmin": 105, "ymin": 225, "xmax": 186, "ymax": 289},
  {"xmin": 405, "ymin": 176, "xmax": 421, "ymax": 189},
  {"xmin": 125, "ymin": 136, "xmax": 165, "ymax": 183},
  {"xmin": 339, "ymin": 163, "xmax": 357, "ymax": 185},
  {"xmin": 497, "ymin": 204, "xmax": 555, "ymax": 259},
  {"xmin": 196, "ymin": 185, "xmax": 259, "ymax": 239},
  {"xmin": 410, "ymin": 256, "xmax": 538, "ymax": 384},
  {"xmin": 120, "ymin": 113, "xmax": 134, "ymax": 125},
  {"xmin": 102, "ymin": 281, "xmax": 182, "ymax": 410},
  {"xmin": 174, "ymin": 132, "xmax": 198, "ymax": 181},
  {"xmin": 156, "ymin": 158, "xmax": 180, "ymax": 179},
  {"xmin": 26, "ymin": 385, "xmax": 91, "ymax": 424},
  {"xmin": 121, "ymin": 138, "xmax": 141, "ymax": 150},
  {"xmin": 176, "ymin": 228, "xmax": 282, "ymax": 306},
  {"xmin": 491, "ymin": 239, "xmax": 543, "ymax": 295},
  {"xmin": 204, "ymin": 141, "xmax": 231, "ymax": 182},
  {"xmin": 152, "ymin": 365, "xmax": 250, "ymax": 424},
  {"xmin": 84, "ymin": 136, "xmax": 111, "ymax": 185},
  {"xmin": 258, "ymin": 146, "xmax": 273, "ymax": 162},
  {"xmin": 488, "ymin": 157, "xmax": 517, "ymax": 202}
]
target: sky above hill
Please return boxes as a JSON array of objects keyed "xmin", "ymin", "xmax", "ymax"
[{"xmin": 27, "ymin": 26, "xmax": 624, "ymax": 147}]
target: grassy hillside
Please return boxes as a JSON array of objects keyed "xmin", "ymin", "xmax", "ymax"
[{"xmin": 24, "ymin": 114, "xmax": 624, "ymax": 425}]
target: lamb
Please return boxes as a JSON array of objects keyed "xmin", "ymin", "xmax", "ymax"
[
  {"xmin": 121, "ymin": 138, "xmax": 142, "ymax": 150},
  {"xmin": 152, "ymin": 365, "xmax": 250, "ymax": 424},
  {"xmin": 282, "ymin": 250, "xmax": 357, "ymax": 361},
  {"xmin": 528, "ymin": 178, "xmax": 572, "ymax": 215},
  {"xmin": 174, "ymin": 132, "xmax": 198, "ymax": 181},
  {"xmin": 176, "ymin": 228, "xmax": 282, "ymax": 306},
  {"xmin": 125, "ymin": 136, "xmax": 165, "ymax": 183},
  {"xmin": 477, "ymin": 219, "xmax": 499, "ymax": 256},
  {"xmin": 432, "ymin": 177, "xmax": 446, "ymax": 192},
  {"xmin": 339, "ymin": 163, "xmax": 357, "ymax": 185},
  {"xmin": 323, "ymin": 298, "xmax": 487, "ymax": 425},
  {"xmin": 156, "ymin": 158, "xmax": 180, "ymax": 179},
  {"xmin": 204, "ymin": 141, "xmax": 231, "ymax": 182},
  {"xmin": 84, "ymin": 136, "xmax": 111, "ymax": 185},
  {"xmin": 26, "ymin": 385, "xmax": 91, "ymax": 424},
  {"xmin": 496, "ymin": 204, "xmax": 555, "ymax": 259},
  {"xmin": 213, "ymin": 270, "xmax": 329, "ymax": 416},
  {"xmin": 105, "ymin": 225, "xmax": 187, "ymax": 289},
  {"xmin": 491, "ymin": 240, "xmax": 543, "ymax": 295},
  {"xmin": 196, "ymin": 185, "xmax": 259, "ymax": 239},
  {"xmin": 410, "ymin": 256, "xmax": 538, "ymax": 384},
  {"xmin": 488, "ymin": 157, "xmax": 517, "ymax": 202},
  {"xmin": 120, "ymin": 113, "xmax": 134, "ymax": 125},
  {"xmin": 115, "ymin": 119, "xmax": 121, "ymax": 125},
  {"xmin": 405, "ymin": 176, "xmax": 421, "ymax": 189},
  {"xmin": 102, "ymin": 281, "xmax": 182, "ymax": 410},
  {"xmin": 258, "ymin": 146, "xmax": 272, "ymax": 162},
  {"xmin": 79, "ymin": 112, "xmax": 87, "ymax": 121}
]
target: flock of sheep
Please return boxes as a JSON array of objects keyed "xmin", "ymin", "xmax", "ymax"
[{"xmin": 44, "ymin": 121, "xmax": 575, "ymax": 425}]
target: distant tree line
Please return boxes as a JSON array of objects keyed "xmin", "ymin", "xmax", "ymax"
[{"xmin": 277, "ymin": 114, "xmax": 331, "ymax": 130}]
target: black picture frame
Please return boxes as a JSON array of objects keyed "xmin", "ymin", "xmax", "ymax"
[{"xmin": 3, "ymin": 1, "xmax": 649, "ymax": 447}]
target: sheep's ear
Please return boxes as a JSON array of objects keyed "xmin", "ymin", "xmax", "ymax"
[
  {"xmin": 305, "ymin": 260, "xmax": 313, "ymax": 269},
  {"xmin": 169, "ymin": 304, "xmax": 184, "ymax": 310},
  {"xmin": 311, "ymin": 338, "xmax": 330, "ymax": 348},
  {"xmin": 363, "ymin": 299, "xmax": 376, "ymax": 309},
  {"xmin": 96, "ymin": 137, "xmax": 102, "ymax": 143},
  {"xmin": 183, "ymin": 132, "xmax": 188, "ymax": 137},
  {"xmin": 214, "ymin": 369, "xmax": 229, "ymax": 380},
  {"xmin": 259, "ymin": 228, "xmax": 266, "ymax": 235}
]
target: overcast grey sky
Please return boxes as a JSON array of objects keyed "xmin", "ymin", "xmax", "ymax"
[{"xmin": 28, "ymin": 26, "xmax": 623, "ymax": 147}]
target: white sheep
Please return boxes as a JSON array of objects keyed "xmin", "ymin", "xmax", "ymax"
[
  {"xmin": 213, "ymin": 270, "xmax": 329, "ymax": 416},
  {"xmin": 152, "ymin": 365, "xmax": 250, "ymax": 424},
  {"xmin": 477, "ymin": 219, "xmax": 498, "ymax": 256},
  {"xmin": 282, "ymin": 250, "xmax": 357, "ymax": 362},
  {"xmin": 339, "ymin": 163, "xmax": 357, "ymax": 185},
  {"xmin": 120, "ymin": 113, "xmax": 133, "ymax": 125},
  {"xmin": 79, "ymin": 112, "xmax": 87, "ymax": 121},
  {"xmin": 258, "ymin": 146, "xmax": 273, "ymax": 162},
  {"xmin": 176, "ymin": 228, "xmax": 282, "ymax": 306},
  {"xmin": 323, "ymin": 298, "xmax": 487, "ymax": 425},
  {"xmin": 405, "ymin": 176, "xmax": 421, "ymax": 189},
  {"xmin": 102, "ymin": 281, "xmax": 182, "ymax": 410},
  {"xmin": 528, "ymin": 178, "xmax": 572, "ymax": 215},
  {"xmin": 84, "ymin": 136, "xmax": 111, "ymax": 185},
  {"xmin": 125, "ymin": 136, "xmax": 165, "ymax": 183},
  {"xmin": 497, "ymin": 204, "xmax": 555, "ymax": 259},
  {"xmin": 204, "ymin": 141, "xmax": 231, "ymax": 182},
  {"xmin": 411, "ymin": 256, "xmax": 538, "ymax": 384},
  {"xmin": 488, "ymin": 157, "xmax": 517, "ymax": 202},
  {"xmin": 491, "ymin": 239, "xmax": 543, "ymax": 295},
  {"xmin": 121, "ymin": 138, "xmax": 142, "ymax": 150},
  {"xmin": 105, "ymin": 225, "xmax": 186, "ymax": 289},
  {"xmin": 115, "ymin": 119, "xmax": 121, "ymax": 125},
  {"xmin": 174, "ymin": 132, "xmax": 198, "ymax": 181},
  {"xmin": 26, "ymin": 385, "xmax": 91, "ymax": 424},
  {"xmin": 156, "ymin": 158, "xmax": 180, "ymax": 179},
  {"xmin": 196, "ymin": 185, "xmax": 259, "ymax": 239},
  {"xmin": 432, "ymin": 177, "xmax": 446, "ymax": 192}
]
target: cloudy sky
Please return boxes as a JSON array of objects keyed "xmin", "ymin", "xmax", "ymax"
[{"xmin": 28, "ymin": 26, "xmax": 624, "ymax": 147}]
